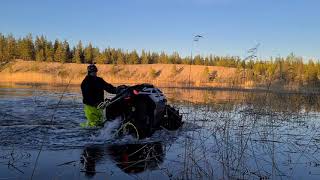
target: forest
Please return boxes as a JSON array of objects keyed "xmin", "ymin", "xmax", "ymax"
[{"xmin": 1, "ymin": 33, "xmax": 320, "ymax": 87}]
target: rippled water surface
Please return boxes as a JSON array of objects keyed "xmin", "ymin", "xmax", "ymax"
[{"xmin": 1, "ymin": 84, "xmax": 320, "ymax": 179}]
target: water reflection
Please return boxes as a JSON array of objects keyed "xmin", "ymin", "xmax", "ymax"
[
  {"xmin": 81, "ymin": 142, "xmax": 165, "ymax": 177},
  {"xmin": 243, "ymin": 92, "xmax": 320, "ymax": 113},
  {"xmin": 80, "ymin": 146, "xmax": 104, "ymax": 177},
  {"xmin": 109, "ymin": 142, "xmax": 165, "ymax": 174},
  {"xmin": 2, "ymin": 83, "xmax": 320, "ymax": 113},
  {"xmin": 164, "ymin": 88, "xmax": 320, "ymax": 113}
]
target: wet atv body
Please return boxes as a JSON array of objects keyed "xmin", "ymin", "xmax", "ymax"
[{"xmin": 104, "ymin": 84, "xmax": 183, "ymax": 138}]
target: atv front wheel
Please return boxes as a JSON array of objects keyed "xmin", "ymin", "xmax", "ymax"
[{"xmin": 117, "ymin": 122, "xmax": 140, "ymax": 139}]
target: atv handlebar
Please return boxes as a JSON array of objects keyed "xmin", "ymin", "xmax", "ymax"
[
  {"xmin": 105, "ymin": 83, "xmax": 155, "ymax": 102},
  {"xmin": 116, "ymin": 85, "xmax": 128, "ymax": 94}
]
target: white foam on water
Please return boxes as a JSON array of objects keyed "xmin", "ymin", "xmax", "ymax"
[
  {"xmin": 118, "ymin": 134, "xmax": 137, "ymax": 143},
  {"xmin": 89, "ymin": 117, "xmax": 122, "ymax": 141}
]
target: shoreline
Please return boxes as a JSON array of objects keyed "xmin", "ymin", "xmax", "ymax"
[
  {"xmin": 1, "ymin": 60, "xmax": 320, "ymax": 95},
  {"xmin": 1, "ymin": 81, "xmax": 319, "ymax": 96}
]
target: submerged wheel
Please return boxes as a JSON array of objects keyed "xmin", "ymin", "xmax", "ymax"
[
  {"xmin": 161, "ymin": 105, "xmax": 183, "ymax": 130},
  {"xmin": 134, "ymin": 99, "xmax": 154, "ymax": 138}
]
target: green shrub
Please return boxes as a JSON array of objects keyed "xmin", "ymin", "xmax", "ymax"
[{"xmin": 149, "ymin": 68, "xmax": 161, "ymax": 79}]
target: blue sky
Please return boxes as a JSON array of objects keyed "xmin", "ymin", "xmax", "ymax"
[{"xmin": 1, "ymin": 0, "xmax": 320, "ymax": 59}]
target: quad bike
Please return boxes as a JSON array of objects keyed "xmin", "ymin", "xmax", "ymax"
[{"xmin": 102, "ymin": 84, "xmax": 183, "ymax": 139}]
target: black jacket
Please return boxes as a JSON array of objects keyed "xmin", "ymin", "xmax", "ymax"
[{"xmin": 81, "ymin": 75, "xmax": 117, "ymax": 107}]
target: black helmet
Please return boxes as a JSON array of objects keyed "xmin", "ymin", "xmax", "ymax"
[{"xmin": 87, "ymin": 64, "xmax": 98, "ymax": 73}]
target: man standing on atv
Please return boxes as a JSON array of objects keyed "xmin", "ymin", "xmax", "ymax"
[{"xmin": 80, "ymin": 63, "xmax": 118, "ymax": 127}]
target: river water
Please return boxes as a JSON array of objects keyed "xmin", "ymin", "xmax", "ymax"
[{"xmin": 1, "ymin": 83, "xmax": 320, "ymax": 179}]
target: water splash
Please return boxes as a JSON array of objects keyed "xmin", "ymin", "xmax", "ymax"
[{"xmin": 89, "ymin": 118, "xmax": 122, "ymax": 142}]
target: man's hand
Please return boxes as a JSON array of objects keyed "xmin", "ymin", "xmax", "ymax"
[{"xmin": 116, "ymin": 85, "xmax": 128, "ymax": 94}]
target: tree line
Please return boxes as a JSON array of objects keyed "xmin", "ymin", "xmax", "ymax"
[
  {"xmin": 1, "ymin": 33, "xmax": 320, "ymax": 86},
  {"xmin": 0, "ymin": 33, "xmax": 243, "ymax": 65}
]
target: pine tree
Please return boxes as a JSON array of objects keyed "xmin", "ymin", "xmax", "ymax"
[
  {"xmin": 35, "ymin": 49, "xmax": 45, "ymax": 61},
  {"xmin": 194, "ymin": 55, "xmax": 203, "ymax": 65},
  {"xmin": 141, "ymin": 50, "xmax": 149, "ymax": 64},
  {"xmin": 35, "ymin": 36, "xmax": 46, "ymax": 61},
  {"xmin": 103, "ymin": 48, "xmax": 112, "ymax": 64},
  {"xmin": 117, "ymin": 50, "xmax": 126, "ymax": 64},
  {"xmin": 128, "ymin": 50, "xmax": 139, "ymax": 64},
  {"xmin": 73, "ymin": 41, "xmax": 83, "ymax": 63},
  {"xmin": 96, "ymin": 48, "xmax": 111, "ymax": 64},
  {"xmin": 3, "ymin": 34, "xmax": 17, "ymax": 62},
  {"xmin": 172, "ymin": 52, "xmax": 181, "ymax": 64},
  {"xmin": 159, "ymin": 52, "xmax": 168, "ymax": 64},
  {"xmin": 95, "ymin": 52, "xmax": 105, "ymax": 64},
  {"xmin": 53, "ymin": 39, "xmax": 59, "ymax": 53},
  {"xmin": 109, "ymin": 48, "xmax": 118, "ymax": 64},
  {"xmin": 46, "ymin": 42, "xmax": 54, "ymax": 62},
  {"xmin": 18, "ymin": 34, "xmax": 35, "ymax": 60},
  {"xmin": 84, "ymin": 43, "xmax": 94, "ymax": 63},
  {"xmin": 92, "ymin": 47, "xmax": 100, "ymax": 63},
  {"xmin": 150, "ymin": 52, "xmax": 159, "ymax": 64},
  {"xmin": 0, "ymin": 34, "xmax": 6, "ymax": 62},
  {"xmin": 63, "ymin": 40, "xmax": 72, "ymax": 63},
  {"xmin": 54, "ymin": 41, "xmax": 67, "ymax": 63}
]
